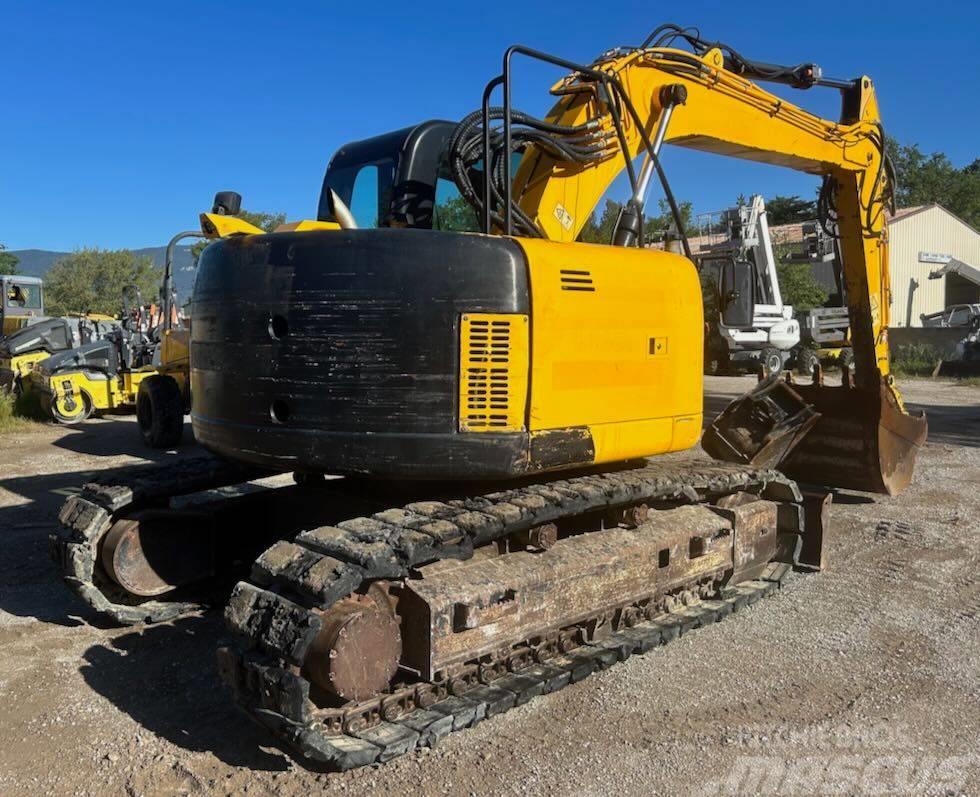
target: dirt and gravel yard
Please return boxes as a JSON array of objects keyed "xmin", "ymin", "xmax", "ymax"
[{"xmin": 0, "ymin": 376, "xmax": 978, "ymax": 796}]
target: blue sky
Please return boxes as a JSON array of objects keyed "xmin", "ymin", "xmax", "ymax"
[{"xmin": 3, "ymin": 1, "xmax": 978, "ymax": 251}]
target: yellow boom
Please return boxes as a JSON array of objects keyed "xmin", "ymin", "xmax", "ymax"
[{"xmin": 505, "ymin": 41, "xmax": 925, "ymax": 494}]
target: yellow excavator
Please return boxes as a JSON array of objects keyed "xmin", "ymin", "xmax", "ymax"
[{"xmin": 52, "ymin": 24, "xmax": 927, "ymax": 770}]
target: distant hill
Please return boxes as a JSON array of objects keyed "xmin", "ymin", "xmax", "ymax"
[{"xmin": 10, "ymin": 245, "xmax": 199, "ymax": 301}]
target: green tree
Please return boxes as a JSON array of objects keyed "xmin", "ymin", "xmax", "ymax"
[
  {"xmin": 765, "ymin": 195, "xmax": 817, "ymax": 225},
  {"xmin": 578, "ymin": 200, "xmax": 622, "ymax": 244},
  {"xmin": 191, "ymin": 209, "xmax": 287, "ymax": 263},
  {"xmin": 773, "ymin": 243, "xmax": 828, "ymax": 311},
  {"xmin": 647, "ymin": 198, "xmax": 693, "ymax": 241},
  {"xmin": 886, "ymin": 138, "xmax": 980, "ymax": 228},
  {"xmin": 432, "ymin": 196, "xmax": 479, "ymax": 232},
  {"xmin": 0, "ymin": 244, "xmax": 19, "ymax": 275},
  {"xmin": 578, "ymin": 199, "xmax": 692, "ymax": 245},
  {"xmin": 44, "ymin": 249, "xmax": 162, "ymax": 317}
]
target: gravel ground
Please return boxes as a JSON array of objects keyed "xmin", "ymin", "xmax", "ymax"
[{"xmin": 0, "ymin": 376, "xmax": 978, "ymax": 796}]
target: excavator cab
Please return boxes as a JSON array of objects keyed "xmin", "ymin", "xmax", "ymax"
[
  {"xmin": 319, "ymin": 121, "xmax": 461, "ymax": 232},
  {"xmin": 317, "ymin": 120, "xmax": 522, "ymax": 234}
]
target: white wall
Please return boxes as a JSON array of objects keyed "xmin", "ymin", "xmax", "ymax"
[{"xmin": 889, "ymin": 205, "xmax": 980, "ymax": 327}]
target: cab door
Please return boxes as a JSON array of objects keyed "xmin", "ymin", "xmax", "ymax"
[{"xmin": 720, "ymin": 258, "xmax": 756, "ymax": 329}]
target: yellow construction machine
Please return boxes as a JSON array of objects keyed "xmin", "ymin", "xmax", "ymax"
[
  {"xmin": 1, "ymin": 274, "xmax": 45, "ymax": 337},
  {"xmin": 27, "ymin": 283, "xmax": 158, "ymax": 424},
  {"xmin": 30, "ymin": 227, "xmax": 213, "ymax": 443},
  {"xmin": 52, "ymin": 24, "xmax": 926, "ymax": 771},
  {"xmin": 0, "ymin": 272, "xmax": 124, "ymax": 396},
  {"xmin": 0, "ymin": 313, "xmax": 117, "ymax": 396}
]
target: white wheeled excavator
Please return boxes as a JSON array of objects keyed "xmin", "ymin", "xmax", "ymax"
[{"xmin": 696, "ymin": 195, "xmax": 800, "ymax": 376}]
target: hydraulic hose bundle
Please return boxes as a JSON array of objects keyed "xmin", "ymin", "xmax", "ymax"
[
  {"xmin": 447, "ymin": 108, "xmax": 611, "ymax": 238},
  {"xmin": 639, "ymin": 23, "xmax": 824, "ymax": 90}
]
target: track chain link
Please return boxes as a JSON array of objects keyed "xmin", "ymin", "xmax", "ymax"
[
  {"xmin": 50, "ymin": 455, "xmax": 264, "ymax": 624},
  {"xmin": 218, "ymin": 459, "xmax": 799, "ymax": 770}
]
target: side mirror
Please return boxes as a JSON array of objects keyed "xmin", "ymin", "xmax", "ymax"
[{"xmin": 720, "ymin": 258, "xmax": 755, "ymax": 328}]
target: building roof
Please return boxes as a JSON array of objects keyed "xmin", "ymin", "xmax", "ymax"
[
  {"xmin": 650, "ymin": 205, "xmax": 977, "ymax": 252},
  {"xmin": 887, "ymin": 202, "xmax": 980, "ymax": 239},
  {"xmin": 889, "ymin": 205, "xmax": 929, "ymax": 223}
]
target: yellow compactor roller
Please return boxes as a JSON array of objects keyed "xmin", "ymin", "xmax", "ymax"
[
  {"xmin": 52, "ymin": 24, "xmax": 926, "ymax": 771},
  {"xmin": 30, "ymin": 224, "xmax": 237, "ymax": 444}
]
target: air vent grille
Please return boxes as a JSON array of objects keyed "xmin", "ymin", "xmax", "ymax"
[
  {"xmin": 560, "ymin": 269, "xmax": 595, "ymax": 292},
  {"xmin": 459, "ymin": 314, "xmax": 528, "ymax": 433}
]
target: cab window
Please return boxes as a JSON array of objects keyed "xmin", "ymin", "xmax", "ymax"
[
  {"xmin": 697, "ymin": 258, "xmax": 723, "ymax": 319},
  {"xmin": 433, "ymin": 177, "xmax": 479, "ymax": 232},
  {"xmin": 6, "ymin": 283, "xmax": 42, "ymax": 309},
  {"xmin": 432, "ymin": 152, "xmax": 523, "ymax": 233},
  {"xmin": 325, "ymin": 158, "xmax": 396, "ymax": 229}
]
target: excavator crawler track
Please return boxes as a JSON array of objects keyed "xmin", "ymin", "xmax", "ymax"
[
  {"xmin": 218, "ymin": 459, "xmax": 821, "ymax": 771},
  {"xmin": 50, "ymin": 456, "xmax": 267, "ymax": 624}
]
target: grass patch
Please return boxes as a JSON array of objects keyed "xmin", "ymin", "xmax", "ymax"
[
  {"xmin": 890, "ymin": 342, "xmax": 980, "ymax": 385},
  {"xmin": 891, "ymin": 343, "xmax": 943, "ymax": 378},
  {"xmin": 0, "ymin": 388, "xmax": 47, "ymax": 433}
]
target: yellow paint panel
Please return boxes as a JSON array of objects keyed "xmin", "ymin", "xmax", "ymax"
[
  {"xmin": 459, "ymin": 313, "xmax": 529, "ymax": 433},
  {"xmin": 33, "ymin": 367, "xmax": 156, "ymax": 413},
  {"xmin": 516, "ymin": 238, "xmax": 703, "ymax": 462},
  {"xmin": 6, "ymin": 352, "xmax": 49, "ymax": 379},
  {"xmin": 2, "ymin": 317, "xmax": 35, "ymax": 336},
  {"xmin": 199, "ymin": 213, "xmax": 265, "ymax": 238},
  {"xmin": 273, "ymin": 220, "xmax": 341, "ymax": 233},
  {"xmin": 161, "ymin": 329, "xmax": 190, "ymax": 368}
]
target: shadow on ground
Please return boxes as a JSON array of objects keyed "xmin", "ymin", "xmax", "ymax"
[
  {"xmin": 52, "ymin": 418, "xmax": 196, "ymax": 459},
  {"xmin": 0, "ymin": 434, "xmax": 198, "ymax": 626},
  {"xmin": 904, "ymin": 399, "xmax": 980, "ymax": 449},
  {"xmin": 80, "ymin": 615, "xmax": 291, "ymax": 771}
]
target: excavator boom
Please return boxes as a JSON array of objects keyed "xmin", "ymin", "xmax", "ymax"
[{"xmin": 501, "ymin": 37, "xmax": 926, "ymax": 494}]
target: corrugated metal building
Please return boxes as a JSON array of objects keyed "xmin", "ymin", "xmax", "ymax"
[{"xmin": 887, "ymin": 204, "xmax": 980, "ymax": 327}]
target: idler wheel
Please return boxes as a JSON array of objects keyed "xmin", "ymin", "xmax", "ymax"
[
  {"xmin": 303, "ymin": 597, "xmax": 401, "ymax": 702},
  {"xmin": 99, "ymin": 511, "xmax": 215, "ymax": 597}
]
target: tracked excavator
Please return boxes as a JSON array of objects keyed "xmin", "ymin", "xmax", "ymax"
[{"xmin": 52, "ymin": 24, "xmax": 927, "ymax": 770}]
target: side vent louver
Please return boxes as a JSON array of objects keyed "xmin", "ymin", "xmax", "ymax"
[
  {"xmin": 560, "ymin": 269, "xmax": 595, "ymax": 292},
  {"xmin": 459, "ymin": 314, "xmax": 529, "ymax": 433}
]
